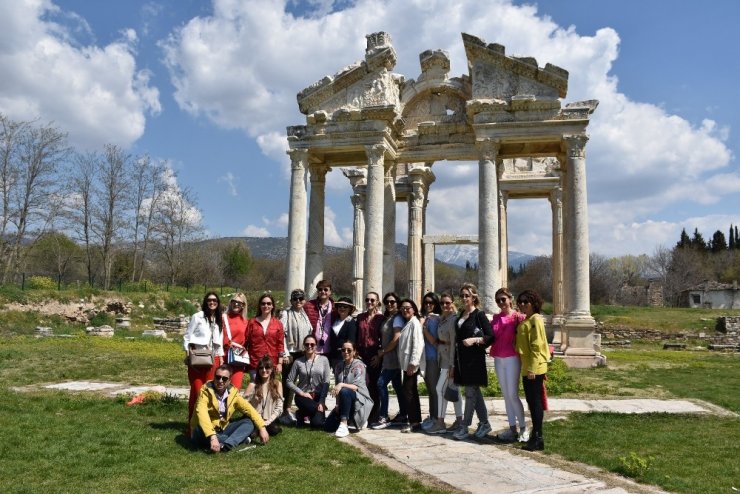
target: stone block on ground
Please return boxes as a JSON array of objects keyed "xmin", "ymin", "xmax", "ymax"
[{"xmin": 86, "ymin": 325, "xmax": 114, "ymax": 337}]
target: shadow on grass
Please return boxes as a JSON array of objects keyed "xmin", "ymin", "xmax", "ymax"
[{"xmin": 149, "ymin": 421, "xmax": 196, "ymax": 450}]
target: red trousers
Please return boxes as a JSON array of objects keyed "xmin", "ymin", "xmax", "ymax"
[{"xmin": 187, "ymin": 356, "xmax": 222, "ymax": 425}]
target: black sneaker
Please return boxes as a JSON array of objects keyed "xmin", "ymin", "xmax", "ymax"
[{"xmin": 390, "ymin": 414, "xmax": 408, "ymax": 425}]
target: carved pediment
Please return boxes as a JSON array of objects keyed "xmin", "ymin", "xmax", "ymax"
[
  {"xmin": 462, "ymin": 33, "xmax": 568, "ymax": 103},
  {"xmin": 297, "ymin": 32, "xmax": 403, "ymax": 117}
]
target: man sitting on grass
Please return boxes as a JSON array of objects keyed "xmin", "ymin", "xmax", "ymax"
[{"xmin": 191, "ymin": 365, "xmax": 270, "ymax": 452}]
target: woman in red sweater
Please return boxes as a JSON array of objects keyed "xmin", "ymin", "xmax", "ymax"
[
  {"xmin": 246, "ymin": 293, "xmax": 285, "ymax": 382},
  {"xmin": 222, "ymin": 292, "xmax": 249, "ymax": 389}
]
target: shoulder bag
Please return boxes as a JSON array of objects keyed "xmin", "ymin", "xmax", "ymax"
[{"xmin": 224, "ymin": 314, "xmax": 250, "ymax": 367}]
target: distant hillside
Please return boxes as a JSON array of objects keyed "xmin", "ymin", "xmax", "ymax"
[{"xmin": 214, "ymin": 237, "xmax": 534, "ymax": 269}]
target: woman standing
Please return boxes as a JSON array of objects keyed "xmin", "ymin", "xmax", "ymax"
[
  {"xmin": 515, "ymin": 289, "xmax": 549, "ymax": 451},
  {"xmin": 397, "ymin": 299, "xmax": 424, "ymax": 433},
  {"xmin": 245, "ymin": 293, "xmax": 285, "ymax": 381},
  {"xmin": 222, "ymin": 293, "xmax": 249, "ymax": 390},
  {"xmin": 286, "ymin": 335, "xmax": 332, "ymax": 428},
  {"xmin": 183, "ymin": 292, "xmax": 224, "ymax": 428},
  {"xmin": 452, "ymin": 283, "xmax": 494, "ymax": 441},
  {"xmin": 490, "ymin": 288, "xmax": 527, "ymax": 442},
  {"xmin": 426, "ymin": 292, "xmax": 463, "ymax": 434},
  {"xmin": 325, "ymin": 341, "xmax": 374, "ymax": 438},
  {"xmin": 329, "ymin": 297, "xmax": 358, "ymax": 371},
  {"xmin": 420, "ymin": 292, "xmax": 442, "ymax": 430},
  {"xmin": 245, "ymin": 355, "xmax": 284, "ymax": 437}
]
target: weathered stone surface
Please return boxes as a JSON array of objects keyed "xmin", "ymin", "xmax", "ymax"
[
  {"xmin": 34, "ymin": 326, "xmax": 53, "ymax": 337},
  {"xmin": 86, "ymin": 325, "xmax": 114, "ymax": 337},
  {"xmin": 142, "ymin": 329, "xmax": 167, "ymax": 339}
]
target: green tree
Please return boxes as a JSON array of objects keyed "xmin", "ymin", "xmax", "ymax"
[
  {"xmin": 690, "ymin": 228, "xmax": 707, "ymax": 250},
  {"xmin": 710, "ymin": 230, "xmax": 728, "ymax": 253},
  {"xmin": 730, "ymin": 224, "xmax": 736, "ymax": 250},
  {"xmin": 25, "ymin": 231, "xmax": 82, "ymax": 282},
  {"xmin": 676, "ymin": 228, "xmax": 690, "ymax": 249},
  {"xmin": 220, "ymin": 241, "xmax": 252, "ymax": 286}
]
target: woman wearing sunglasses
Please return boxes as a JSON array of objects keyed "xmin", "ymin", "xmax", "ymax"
[
  {"xmin": 329, "ymin": 297, "xmax": 358, "ymax": 371},
  {"xmin": 223, "ymin": 292, "xmax": 249, "ymax": 390},
  {"xmin": 183, "ymin": 291, "xmax": 224, "ymax": 429},
  {"xmin": 245, "ymin": 355, "xmax": 284, "ymax": 437},
  {"xmin": 245, "ymin": 293, "xmax": 285, "ymax": 382},
  {"xmin": 286, "ymin": 335, "xmax": 331, "ymax": 428},
  {"xmin": 515, "ymin": 289, "xmax": 549, "ymax": 451},
  {"xmin": 397, "ymin": 298, "xmax": 424, "ymax": 433},
  {"xmin": 325, "ymin": 341, "xmax": 373, "ymax": 438},
  {"xmin": 490, "ymin": 288, "xmax": 527, "ymax": 443}
]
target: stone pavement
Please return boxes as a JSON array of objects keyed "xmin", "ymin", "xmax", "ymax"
[{"xmin": 19, "ymin": 381, "xmax": 733, "ymax": 494}]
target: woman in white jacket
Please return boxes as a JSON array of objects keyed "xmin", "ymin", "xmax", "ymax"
[
  {"xmin": 184, "ymin": 291, "xmax": 224, "ymax": 429},
  {"xmin": 396, "ymin": 298, "xmax": 424, "ymax": 433}
]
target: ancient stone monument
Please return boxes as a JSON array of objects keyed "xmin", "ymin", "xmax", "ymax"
[{"xmin": 286, "ymin": 32, "xmax": 603, "ymax": 367}]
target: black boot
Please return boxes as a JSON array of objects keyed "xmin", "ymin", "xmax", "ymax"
[{"xmin": 522, "ymin": 432, "xmax": 544, "ymax": 451}]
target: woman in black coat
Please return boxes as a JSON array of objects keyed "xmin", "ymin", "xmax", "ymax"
[
  {"xmin": 329, "ymin": 297, "xmax": 358, "ymax": 371},
  {"xmin": 452, "ymin": 283, "xmax": 494, "ymax": 441}
]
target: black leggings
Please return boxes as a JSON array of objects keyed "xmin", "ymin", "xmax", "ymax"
[
  {"xmin": 522, "ymin": 374, "xmax": 545, "ymax": 436},
  {"xmin": 294, "ymin": 382, "xmax": 329, "ymax": 429}
]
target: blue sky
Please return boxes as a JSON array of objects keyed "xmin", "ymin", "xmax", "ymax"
[{"xmin": 1, "ymin": 0, "xmax": 738, "ymax": 258}]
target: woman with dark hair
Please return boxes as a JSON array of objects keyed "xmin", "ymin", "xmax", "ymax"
[
  {"xmin": 223, "ymin": 292, "xmax": 249, "ymax": 390},
  {"xmin": 370, "ymin": 292, "xmax": 407, "ymax": 429},
  {"xmin": 245, "ymin": 355, "xmax": 284, "ymax": 437},
  {"xmin": 397, "ymin": 298, "xmax": 424, "ymax": 433},
  {"xmin": 325, "ymin": 340, "xmax": 374, "ymax": 438},
  {"xmin": 286, "ymin": 335, "xmax": 332, "ymax": 428},
  {"xmin": 491, "ymin": 287, "xmax": 527, "ymax": 443},
  {"xmin": 245, "ymin": 293, "xmax": 285, "ymax": 382},
  {"xmin": 183, "ymin": 291, "xmax": 224, "ymax": 428},
  {"xmin": 452, "ymin": 283, "xmax": 495, "ymax": 441},
  {"xmin": 420, "ymin": 292, "xmax": 442, "ymax": 430},
  {"xmin": 515, "ymin": 289, "xmax": 549, "ymax": 451},
  {"xmin": 329, "ymin": 297, "xmax": 358, "ymax": 371}
]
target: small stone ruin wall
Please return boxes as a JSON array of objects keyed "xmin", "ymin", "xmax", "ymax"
[{"xmin": 598, "ymin": 316, "xmax": 739, "ymax": 347}]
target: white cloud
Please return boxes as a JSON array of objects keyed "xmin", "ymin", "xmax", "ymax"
[
  {"xmin": 324, "ymin": 206, "xmax": 351, "ymax": 247},
  {"xmin": 161, "ymin": 0, "xmax": 736, "ymax": 256},
  {"xmin": 217, "ymin": 172, "xmax": 238, "ymax": 196},
  {"xmin": 0, "ymin": 0, "xmax": 160, "ymax": 150},
  {"xmin": 242, "ymin": 224, "xmax": 270, "ymax": 237}
]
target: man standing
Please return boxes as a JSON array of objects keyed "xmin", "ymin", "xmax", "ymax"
[
  {"xmin": 356, "ymin": 291, "xmax": 384, "ymax": 424},
  {"xmin": 279, "ymin": 288, "xmax": 313, "ymax": 424},
  {"xmin": 303, "ymin": 280, "xmax": 335, "ymax": 359},
  {"xmin": 191, "ymin": 365, "xmax": 269, "ymax": 452}
]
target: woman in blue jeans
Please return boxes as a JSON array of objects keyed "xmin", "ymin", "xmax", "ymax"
[
  {"xmin": 370, "ymin": 292, "xmax": 407, "ymax": 429},
  {"xmin": 325, "ymin": 340, "xmax": 374, "ymax": 437}
]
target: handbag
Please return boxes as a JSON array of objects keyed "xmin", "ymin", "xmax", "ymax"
[
  {"xmin": 444, "ymin": 381, "xmax": 459, "ymax": 402},
  {"xmin": 188, "ymin": 345, "xmax": 214, "ymax": 367},
  {"xmin": 224, "ymin": 315, "xmax": 250, "ymax": 367}
]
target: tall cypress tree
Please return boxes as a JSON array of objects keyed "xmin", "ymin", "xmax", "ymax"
[{"xmin": 731, "ymin": 224, "xmax": 736, "ymax": 250}]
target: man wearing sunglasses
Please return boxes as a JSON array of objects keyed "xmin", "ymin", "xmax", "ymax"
[
  {"xmin": 191, "ymin": 365, "xmax": 270, "ymax": 452},
  {"xmin": 303, "ymin": 280, "xmax": 336, "ymax": 358},
  {"xmin": 279, "ymin": 288, "xmax": 313, "ymax": 424}
]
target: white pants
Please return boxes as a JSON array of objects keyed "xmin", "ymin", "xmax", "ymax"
[
  {"xmin": 494, "ymin": 356, "xmax": 526, "ymax": 429},
  {"xmin": 435, "ymin": 368, "xmax": 462, "ymax": 420}
]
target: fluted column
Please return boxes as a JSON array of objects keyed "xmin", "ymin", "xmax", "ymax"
[
  {"xmin": 343, "ymin": 168, "xmax": 367, "ymax": 307},
  {"xmin": 477, "ymin": 139, "xmax": 501, "ymax": 313},
  {"xmin": 382, "ymin": 163, "xmax": 397, "ymax": 295},
  {"xmin": 305, "ymin": 164, "xmax": 329, "ymax": 298},
  {"xmin": 562, "ymin": 134, "xmax": 598, "ymax": 363},
  {"xmin": 407, "ymin": 181, "xmax": 425, "ymax": 303},
  {"xmin": 499, "ymin": 188, "xmax": 509, "ymax": 290},
  {"xmin": 285, "ymin": 149, "xmax": 308, "ymax": 304},
  {"xmin": 550, "ymin": 185, "xmax": 565, "ymax": 350},
  {"xmin": 364, "ymin": 144, "xmax": 385, "ymax": 297}
]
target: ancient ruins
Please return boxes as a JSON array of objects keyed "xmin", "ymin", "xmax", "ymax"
[{"xmin": 285, "ymin": 32, "xmax": 603, "ymax": 366}]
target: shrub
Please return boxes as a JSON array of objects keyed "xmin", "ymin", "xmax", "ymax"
[
  {"xmin": 27, "ymin": 276, "xmax": 57, "ymax": 290},
  {"xmin": 617, "ymin": 451, "xmax": 655, "ymax": 478}
]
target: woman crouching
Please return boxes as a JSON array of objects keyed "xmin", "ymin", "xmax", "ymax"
[{"xmin": 325, "ymin": 341, "xmax": 374, "ymax": 438}]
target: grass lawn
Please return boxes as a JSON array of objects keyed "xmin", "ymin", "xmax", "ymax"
[
  {"xmin": 0, "ymin": 336, "xmax": 446, "ymax": 494},
  {"xmin": 591, "ymin": 304, "xmax": 740, "ymax": 332}
]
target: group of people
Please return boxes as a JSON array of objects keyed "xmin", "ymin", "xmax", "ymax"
[{"xmin": 183, "ymin": 280, "xmax": 549, "ymax": 453}]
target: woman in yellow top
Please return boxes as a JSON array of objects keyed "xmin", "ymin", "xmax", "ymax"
[{"xmin": 515, "ymin": 289, "xmax": 548, "ymax": 451}]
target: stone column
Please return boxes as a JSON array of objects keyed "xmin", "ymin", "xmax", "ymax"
[
  {"xmin": 550, "ymin": 185, "xmax": 565, "ymax": 350},
  {"xmin": 363, "ymin": 144, "xmax": 385, "ymax": 297},
  {"xmin": 407, "ymin": 181, "xmax": 425, "ymax": 304},
  {"xmin": 562, "ymin": 134, "xmax": 601, "ymax": 366},
  {"xmin": 344, "ymin": 168, "xmax": 367, "ymax": 307},
  {"xmin": 477, "ymin": 139, "xmax": 501, "ymax": 313},
  {"xmin": 382, "ymin": 163, "xmax": 397, "ymax": 296},
  {"xmin": 285, "ymin": 149, "xmax": 308, "ymax": 304},
  {"xmin": 498, "ymin": 187, "xmax": 509, "ymax": 290},
  {"xmin": 305, "ymin": 164, "xmax": 329, "ymax": 298},
  {"xmin": 423, "ymin": 240, "xmax": 435, "ymax": 293}
]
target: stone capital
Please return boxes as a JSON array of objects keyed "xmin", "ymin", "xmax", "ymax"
[
  {"xmin": 308, "ymin": 164, "xmax": 330, "ymax": 183},
  {"xmin": 563, "ymin": 134, "xmax": 589, "ymax": 159},
  {"xmin": 549, "ymin": 186, "xmax": 562, "ymax": 207},
  {"xmin": 476, "ymin": 138, "xmax": 501, "ymax": 161},
  {"xmin": 287, "ymin": 149, "xmax": 309, "ymax": 170},
  {"xmin": 365, "ymin": 144, "xmax": 386, "ymax": 165}
]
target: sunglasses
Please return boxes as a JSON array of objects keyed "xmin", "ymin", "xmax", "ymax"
[
  {"xmin": 496, "ymin": 298, "xmax": 508, "ymax": 304},
  {"xmin": 206, "ymin": 298, "xmax": 218, "ymax": 303},
  {"xmin": 291, "ymin": 297, "xmax": 305, "ymax": 302},
  {"xmin": 318, "ymin": 287, "xmax": 331, "ymax": 292},
  {"xmin": 231, "ymin": 301, "xmax": 244, "ymax": 307},
  {"xmin": 258, "ymin": 367, "xmax": 272, "ymax": 372},
  {"xmin": 260, "ymin": 302, "xmax": 273, "ymax": 306},
  {"xmin": 214, "ymin": 375, "xmax": 230, "ymax": 382},
  {"xmin": 400, "ymin": 306, "xmax": 413, "ymax": 311},
  {"xmin": 340, "ymin": 348, "xmax": 353, "ymax": 354},
  {"xmin": 304, "ymin": 343, "xmax": 316, "ymax": 348},
  {"xmin": 384, "ymin": 299, "xmax": 397, "ymax": 305},
  {"xmin": 518, "ymin": 300, "xmax": 531, "ymax": 306},
  {"xmin": 365, "ymin": 298, "xmax": 377, "ymax": 303}
]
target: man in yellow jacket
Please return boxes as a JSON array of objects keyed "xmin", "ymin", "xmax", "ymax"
[{"xmin": 191, "ymin": 364, "xmax": 270, "ymax": 452}]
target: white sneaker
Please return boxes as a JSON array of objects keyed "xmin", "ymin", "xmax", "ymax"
[
  {"xmin": 518, "ymin": 428, "xmax": 530, "ymax": 443},
  {"xmin": 335, "ymin": 423, "xmax": 350, "ymax": 438},
  {"xmin": 474, "ymin": 422, "xmax": 492, "ymax": 439}
]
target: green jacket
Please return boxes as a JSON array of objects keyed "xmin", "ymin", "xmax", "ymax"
[
  {"xmin": 515, "ymin": 313, "xmax": 548, "ymax": 376},
  {"xmin": 191, "ymin": 382, "xmax": 265, "ymax": 438}
]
